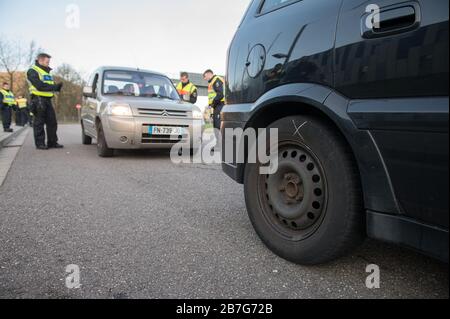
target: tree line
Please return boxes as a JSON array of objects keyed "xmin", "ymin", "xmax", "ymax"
[{"xmin": 0, "ymin": 37, "xmax": 85, "ymax": 123}]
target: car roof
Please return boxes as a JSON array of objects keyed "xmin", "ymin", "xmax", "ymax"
[{"xmin": 95, "ymin": 66, "xmax": 167, "ymax": 77}]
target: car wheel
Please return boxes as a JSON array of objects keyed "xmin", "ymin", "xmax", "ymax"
[
  {"xmin": 81, "ymin": 122, "xmax": 92, "ymax": 145},
  {"xmin": 97, "ymin": 122, "xmax": 114, "ymax": 157},
  {"xmin": 244, "ymin": 115, "xmax": 364, "ymax": 265}
]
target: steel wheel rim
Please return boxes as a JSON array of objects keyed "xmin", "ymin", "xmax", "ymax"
[{"xmin": 257, "ymin": 141, "xmax": 328, "ymax": 241}]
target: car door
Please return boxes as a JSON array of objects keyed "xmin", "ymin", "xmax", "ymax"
[
  {"xmin": 82, "ymin": 72, "xmax": 100, "ymax": 136},
  {"xmin": 336, "ymin": 0, "xmax": 449, "ymax": 228},
  {"xmin": 226, "ymin": 0, "xmax": 342, "ymax": 105}
]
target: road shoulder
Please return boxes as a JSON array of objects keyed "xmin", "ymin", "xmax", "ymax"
[{"xmin": 0, "ymin": 127, "xmax": 30, "ymax": 187}]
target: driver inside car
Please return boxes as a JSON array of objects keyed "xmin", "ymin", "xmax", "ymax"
[{"xmin": 123, "ymin": 84, "xmax": 135, "ymax": 96}]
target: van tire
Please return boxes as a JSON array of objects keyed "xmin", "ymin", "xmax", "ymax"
[{"xmin": 244, "ymin": 115, "xmax": 364, "ymax": 265}]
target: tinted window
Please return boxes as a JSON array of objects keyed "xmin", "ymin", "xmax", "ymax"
[{"xmin": 259, "ymin": 0, "xmax": 296, "ymax": 14}]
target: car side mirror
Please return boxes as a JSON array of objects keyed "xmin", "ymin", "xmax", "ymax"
[{"xmin": 83, "ymin": 86, "xmax": 95, "ymax": 98}]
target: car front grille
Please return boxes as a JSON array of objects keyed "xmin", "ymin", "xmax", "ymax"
[
  {"xmin": 137, "ymin": 108, "xmax": 188, "ymax": 118},
  {"xmin": 141, "ymin": 134, "xmax": 186, "ymax": 144}
]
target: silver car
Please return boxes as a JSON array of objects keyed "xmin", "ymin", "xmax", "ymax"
[{"xmin": 81, "ymin": 66, "xmax": 204, "ymax": 157}]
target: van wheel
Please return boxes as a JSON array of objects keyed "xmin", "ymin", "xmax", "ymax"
[
  {"xmin": 244, "ymin": 115, "xmax": 364, "ymax": 265},
  {"xmin": 81, "ymin": 122, "xmax": 92, "ymax": 145},
  {"xmin": 97, "ymin": 122, "xmax": 114, "ymax": 157}
]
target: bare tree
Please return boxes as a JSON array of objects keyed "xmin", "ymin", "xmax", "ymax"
[
  {"xmin": 25, "ymin": 40, "xmax": 43, "ymax": 67},
  {"xmin": 0, "ymin": 38, "xmax": 22, "ymax": 90},
  {"xmin": 53, "ymin": 64, "xmax": 85, "ymax": 122},
  {"xmin": 0, "ymin": 37, "xmax": 42, "ymax": 91},
  {"xmin": 55, "ymin": 63, "xmax": 84, "ymax": 85}
]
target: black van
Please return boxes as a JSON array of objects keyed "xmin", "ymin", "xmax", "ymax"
[{"xmin": 221, "ymin": 0, "xmax": 449, "ymax": 264}]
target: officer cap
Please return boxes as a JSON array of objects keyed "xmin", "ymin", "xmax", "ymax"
[{"xmin": 36, "ymin": 53, "xmax": 52, "ymax": 60}]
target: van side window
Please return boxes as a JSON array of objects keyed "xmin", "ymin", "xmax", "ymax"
[{"xmin": 259, "ymin": 0, "xmax": 296, "ymax": 14}]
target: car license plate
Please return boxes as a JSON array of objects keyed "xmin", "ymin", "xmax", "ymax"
[{"xmin": 148, "ymin": 126, "xmax": 184, "ymax": 136}]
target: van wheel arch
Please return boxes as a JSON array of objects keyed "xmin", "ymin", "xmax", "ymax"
[
  {"xmin": 242, "ymin": 99, "xmax": 363, "ymax": 194},
  {"xmin": 245, "ymin": 100, "xmax": 346, "ymax": 140}
]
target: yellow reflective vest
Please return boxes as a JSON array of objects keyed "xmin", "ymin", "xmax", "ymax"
[
  {"xmin": 207, "ymin": 75, "xmax": 225, "ymax": 106},
  {"xmin": 0, "ymin": 89, "xmax": 16, "ymax": 106},
  {"xmin": 176, "ymin": 82, "xmax": 197, "ymax": 101},
  {"xmin": 16, "ymin": 98, "xmax": 28, "ymax": 109},
  {"xmin": 28, "ymin": 65, "xmax": 55, "ymax": 97}
]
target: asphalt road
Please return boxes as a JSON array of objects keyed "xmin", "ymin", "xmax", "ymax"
[{"xmin": 0, "ymin": 124, "xmax": 448, "ymax": 299}]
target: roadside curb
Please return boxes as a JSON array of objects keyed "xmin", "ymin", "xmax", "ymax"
[{"xmin": 0, "ymin": 126, "xmax": 27, "ymax": 150}]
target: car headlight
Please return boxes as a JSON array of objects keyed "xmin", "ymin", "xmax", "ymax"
[
  {"xmin": 108, "ymin": 103, "xmax": 132, "ymax": 116},
  {"xmin": 192, "ymin": 110, "xmax": 203, "ymax": 119}
]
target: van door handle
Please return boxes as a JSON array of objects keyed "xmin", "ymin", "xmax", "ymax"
[
  {"xmin": 273, "ymin": 53, "xmax": 289, "ymax": 59},
  {"xmin": 361, "ymin": 2, "xmax": 421, "ymax": 39}
]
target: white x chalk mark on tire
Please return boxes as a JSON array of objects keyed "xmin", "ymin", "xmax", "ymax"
[{"xmin": 292, "ymin": 120, "xmax": 308, "ymax": 140}]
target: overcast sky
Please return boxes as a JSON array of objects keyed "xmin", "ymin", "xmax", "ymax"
[{"xmin": 0, "ymin": 0, "xmax": 251, "ymax": 78}]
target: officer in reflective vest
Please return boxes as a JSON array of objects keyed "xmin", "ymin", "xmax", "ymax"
[
  {"xmin": 15, "ymin": 96, "xmax": 29, "ymax": 127},
  {"xmin": 203, "ymin": 69, "xmax": 225, "ymax": 139},
  {"xmin": 0, "ymin": 82, "xmax": 17, "ymax": 133},
  {"xmin": 176, "ymin": 72, "xmax": 198, "ymax": 104},
  {"xmin": 27, "ymin": 53, "xmax": 64, "ymax": 150}
]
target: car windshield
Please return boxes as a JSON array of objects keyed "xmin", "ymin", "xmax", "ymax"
[{"xmin": 102, "ymin": 70, "xmax": 180, "ymax": 100}]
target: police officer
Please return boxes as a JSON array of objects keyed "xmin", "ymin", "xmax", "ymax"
[
  {"xmin": 176, "ymin": 72, "xmax": 198, "ymax": 104},
  {"xmin": 27, "ymin": 53, "xmax": 64, "ymax": 150},
  {"xmin": 15, "ymin": 96, "xmax": 29, "ymax": 126},
  {"xmin": 0, "ymin": 82, "xmax": 16, "ymax": 133},
  {"xmin": 203, "ymin": 69, "xmax": 225, "ymax": 132}
]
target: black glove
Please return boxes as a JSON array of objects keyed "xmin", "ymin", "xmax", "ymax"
[{"xmin": 55, "ymin": 83, "xmax": 63, "ymax": 92}]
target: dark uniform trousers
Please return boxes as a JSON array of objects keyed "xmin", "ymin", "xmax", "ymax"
[
  {"xmin": 19, "ymin": 108, "xmax": 30, "ymax": 126},
  {"xmin": 30, "ymin": 96, "xmax": 58, "ymax": 147},
  {"xmin": 212, "ymin": 103, "xmax": 224, "ymax": 132},
  {"xmin": 15, "ymin": 108, "xmax": 29, "ymax": 126},
  {"xmin": 1, "ymin": 106, "xmax": 12, "ymax": 130}
]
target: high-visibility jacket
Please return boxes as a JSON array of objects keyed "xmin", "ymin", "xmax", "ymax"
[
  {"xmin": 16, "ymin": 98, "xmax": 28, "ymax": 109},
  {"xmin": 176, "ymin": 82, "xmax": 197, "ymax": 101},
  {"xmin": 0, "ymin": 89, "xmax": 16, "ymax": 106},
  {"xmin": 207, "ymin": 75, "xmax": 225, "ymax": 106},
  {"xmin": 28, "ymin": 65, "xmax": 55, "ymax": 97}
]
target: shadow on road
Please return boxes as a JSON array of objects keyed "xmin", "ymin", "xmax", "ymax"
[{"xmin": 113, "ymin": 148, "xmax": 173, "ymax": 159}]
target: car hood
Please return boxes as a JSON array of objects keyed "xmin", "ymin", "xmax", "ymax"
[{"xmin": 102, "ymin": 96, "xmax": 198, "ymax": 112}]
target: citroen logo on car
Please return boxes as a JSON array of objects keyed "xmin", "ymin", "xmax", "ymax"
[{"xmin": 161, "ymin": 110, "xmax": 169, "ymax": 117}]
